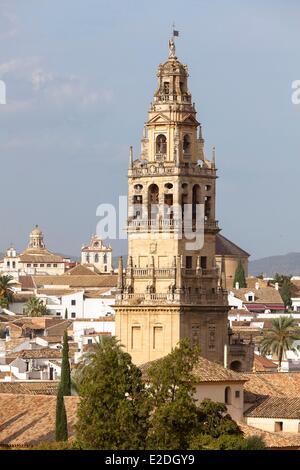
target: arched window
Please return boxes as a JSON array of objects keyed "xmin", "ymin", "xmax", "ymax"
[
  {"xmin": 225, "ymin": 386, "xmax": 232, "ymax": 405},
  {"xmin": 156, "ymin": 134, "xmax": 167, "ymax": 154},
  {"xmin": 103, "ymin": 253, "xmax": 107, "ymax": 264},
  {"xmin": 94, "ymin": 254, "xmax": 99, "ymax": 263},
  {"xmin": 183, "ymin": 134, "xmax": 191, "ymax": 154},
  {"xmin": 148, "ymin": 184, "xmax": 159, "ymax": 221}
]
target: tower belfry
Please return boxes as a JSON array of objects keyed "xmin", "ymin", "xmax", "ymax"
[{"xmin": 115, "ymin": 40, "xmax": 229, "ymax": 365}]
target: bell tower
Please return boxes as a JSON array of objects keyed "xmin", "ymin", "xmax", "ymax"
[{"xmin": 115, "ymin": 39, "xmax": 229, "ymax": 365}]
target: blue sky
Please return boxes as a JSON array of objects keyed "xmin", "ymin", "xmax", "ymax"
[{"xmin": 0, "ymin": 0, "xmax": 299, "ymax": 259}]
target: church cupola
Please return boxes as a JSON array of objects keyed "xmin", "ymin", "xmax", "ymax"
[{"xmin": 28, "ymin": 225, "xmax": 45, "ymax": 249}]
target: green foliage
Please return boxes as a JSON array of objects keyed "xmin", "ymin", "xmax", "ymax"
[
  {"xmin": 241, "ymin": 435, "xmax": 266, "ymax": 450},
  {"xmin": 65, "ymin": 308, "xmax": 68, "ymax": 320},
  {"xmin": 146, "ymin": 339, "xmax": 200, "ymax": 407},
  {"xmin": 24, "ymin": 297, "xmax": 48, "ymax": 317},
  {"xmin": 273, "ymin": 274, "xmax": 292, "ymax": 308},
  {"xmin": 195, "ymin": 399, "xmax": 242, "ymax": 438},
  {"xmin": 75, "ymin": 336, "xmax": 150, "ymax": 450},
  {"xmin": 260, "ymin": 316, "xmax": 300, "ymax": 369},
  {"xmin": 61, "ymin": 330, "xmax": 71, "ymax": 396},
  {"xmin": 145, "ymin": 339, "xmax": 200, "ymax": 450},
  {"xmin": 0, "ymin": 275, "xmax": 14, "ymax": 306},
  {"xmin": 233, "ymin": 260, "xmax": 247, "ymax": 288},
  {"xmin": 55, "ymin": 386, "xmax": 68, "ymax": 442},
  {"xmin": 74, "ymin": 338, "xmax": 265, "ymax": 451}
]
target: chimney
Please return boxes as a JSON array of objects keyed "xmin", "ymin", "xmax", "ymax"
[
  {"xmin": 235, "ymin": 282, "xmax": 239, "ymax": 290},
  {"xmin": 275, "ymin": 282, "xmax": 279, "ymax": 291},
  {"xmin": 224, "ymin": 344, "xmax": 228, "ymax": 369},
  {"xmin": 255, "ymin": 282, "xmax": 259, "ymax": 290}
]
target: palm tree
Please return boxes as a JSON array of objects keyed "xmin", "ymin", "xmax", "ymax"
[
  {"xmin": 0, "ymin": 274, "xmax": 14, "ymax": 307},
  {"xmin": 24, "ymin": 297, "xmax": 48, "ymax": 317},
  {"xmin": 260, "ymin": 316, "xmax": 300, "ymax": 371}
]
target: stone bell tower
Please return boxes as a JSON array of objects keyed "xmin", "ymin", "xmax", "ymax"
[{"xmin": 115, "ymin": 39, "xmax": 229, "ymax": 365}]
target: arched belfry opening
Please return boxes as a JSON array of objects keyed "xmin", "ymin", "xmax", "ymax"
[
  {"xmin": 156, "ymin": 134, "xmax": 167, "ymax": 156},
  {"xmin": 183, "ymin": 134, "xmax": 191, "ymax": 154},
  {"xmin": 148, "ymin": 184, "xmax": 159, "ymax": 222}
]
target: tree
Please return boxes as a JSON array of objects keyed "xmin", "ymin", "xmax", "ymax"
[
  {"xmin": 24, "ymin": 297, "xmax": 48, "ymax": 317},
  {"xmin": 75, "ymin": 336, "xmax": 149, "ymax": 450},
  {"xmin": 145, "ymin": 341, "xmax": 256, "ymax": 450},
  {"xmin": 273, "ymin": 273, "xmax": 292, "ymax": 308},
  {"xmin": 233, "ymin": 260, "xmax": 247, "ymax": 288},
  {"xmin": 0, "ymin": 274, "xmax": 14, "ymax": 307},
  {"xmin": 260, "ymin": 316, "xmax": 300, "ymax": 370},
  {"xmin": 60, "ymin": 330, "xmax": 71, "ymax": 396},
  {"xmin": 55, "ymin": 385, "xmax": 68, "ymax": 442},
  {"xmin": 64, "ymin": 308, "xmax": 68, "ymax": 320}
]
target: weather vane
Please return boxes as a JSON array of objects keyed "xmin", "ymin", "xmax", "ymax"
[{"xmin": 168, "ymin": 22, "xmax": 179, "ymax": 58}]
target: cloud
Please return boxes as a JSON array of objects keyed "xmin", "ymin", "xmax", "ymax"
[
  {"xmin": 0, "ymin": 10, "xmax": 19, "ymax": 40},
  {"xmin": 0, "ymin": 56, "xmax": 113, "ymax": 112},
  {"xmin": 31, "ymin": 69, "xmax": 54, "ymax": 90},
  {"xmin": 0, "ymin": 57, "xmax": 40, "ymax": 78}
]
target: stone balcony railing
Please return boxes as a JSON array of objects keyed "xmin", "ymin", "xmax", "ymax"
[
  {"xmin": 129, "ymin": 162, "xmax": 216, "ymax": 178},
  {"xmin": 126, "ymin": 218, "xmax": 219, "ymax": 233},
  {"xmin": 116, "ymin": 289, "xmax": 228, "ymax": 306},
  {"xmin": 125, "ymin": 267, "xmax": 219, "ymax": 279}
]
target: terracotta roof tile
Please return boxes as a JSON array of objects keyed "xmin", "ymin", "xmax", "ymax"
[
  {"xmin": 239, "ymin": 422, "xmax": 300, "ymax": 449},
  {"xmin": 65, "ymin": 264, "xmax": 98, "ymax": 276},
  {"xmin": 245, "ymin": 396, "xmax": 300, "ymax": 419},
  {"xmin": 231, "ymin": 287, "xmax": 284, "ymax": 305},
  {"xmin": 34, "ymin": 274, "xmax": 117, "ymax": 289},
  {"xmin": 244, "ymin": 371, "xmax": 300, "ymax": 398},
  {"xmin": 215, "ymin": 234, "xmax": 250, "ymax": 257},
  {"xmin": 140, "ymin": 356, "xmax": 247, "ymax": 383},
  {"xmin": 0, "ymin": 382, "xmax": 59, "ymax": 395},
  {"xmin": 0, "ymin": 394, "xmax": 79, "ymax": 446},
  {"xmin": 253, "ymin": 354, "xmax": 278, "ymax": 372}
]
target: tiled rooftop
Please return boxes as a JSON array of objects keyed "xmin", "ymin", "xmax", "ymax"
[
  {"xmin": 140, "ymin": 356, "xmax": 247, "ymax": 383},
  {"xmin": 0, "ymin": 393, "xmax": 79, "ymax": 446},
  {"xmin": 245, "ymin": 396, "xmax": 300, "ymax": 419}
]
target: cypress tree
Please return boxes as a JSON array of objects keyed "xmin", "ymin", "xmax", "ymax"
[
  {"xmin": 65, "ymin": 308, "xmax": 68, "ymax": 319},
  {"xmin": 60, "ymin": 330, "xmax": 71, "ymax": 396},
  {"xmin": 233, "ymin": 260, "xmax": 247, "ymax": 288},
  {"xmin": 55, "ymin": 385, "xmax": 68, "ymax": 441}
]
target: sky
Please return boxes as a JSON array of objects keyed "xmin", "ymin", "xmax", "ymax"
[{"xmin": 0, "ymin": 0, "xmax": 300, "ymax": 260}]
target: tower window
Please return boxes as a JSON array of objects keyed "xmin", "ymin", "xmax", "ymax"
[
  {"xmin": 200, "ymin": 256, "xmax": 207, "ymax": 269},
  {"xmin": 183, "ymin": 134, "xmax": 191, "ymax": 154},
  {"xmin": 186, "ymin": 256, "xmax": 192, "ymax": 269},
  {"xmin": 163, "ymin": 82, "xmax": 169, "ymax": 95},
  {"xmin": 95, "ymin": 254, "xmax": 99, "ymax": 263},
  {"xmin": 156, "ymin": 134, "xmax": 167, "ymax": 154}
]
